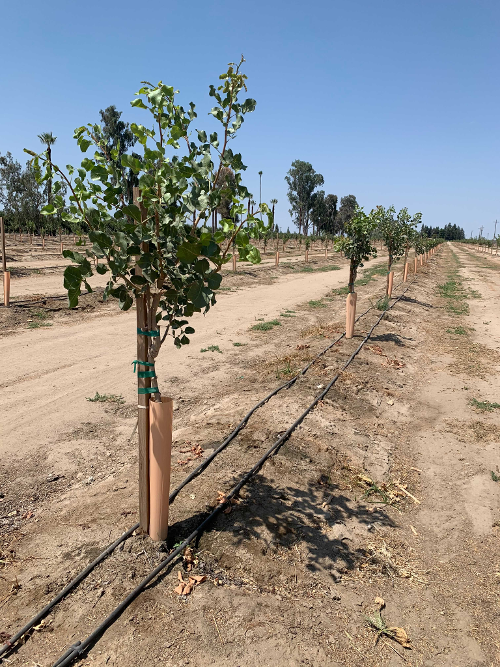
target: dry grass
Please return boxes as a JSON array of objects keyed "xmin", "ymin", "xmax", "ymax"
[
  {"xmin": 301, "ymin": 320, "xmax": 343, "ymax": 338},
  {"xmin": 443, "ymin": 419, "xmax": 500, "ymax": 443}
]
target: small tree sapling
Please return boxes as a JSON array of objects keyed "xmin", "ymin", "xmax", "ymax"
[
  {"xmin": 26, "ymin": 57, "xmax": 271, "ymax": 531},
  {"xmin": 334, "ymin": 208, "xmax": 378, "ymax": 293}
]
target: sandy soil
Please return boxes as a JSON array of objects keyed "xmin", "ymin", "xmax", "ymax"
[{"xmin": 1, "ymin": 242, "xmax": 499, "ymax": 667}]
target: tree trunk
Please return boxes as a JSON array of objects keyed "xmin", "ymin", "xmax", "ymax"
[
  {"xmin": 349, "ymin": 262, "xmax": 356, "ymax": 293},
  {"xmin": 47, "ymin": 146, "xmax": 52, "ymax": 207},
  {"xmin": 133, "ymin": 187, "xmax": 152, "ymax": 534}
]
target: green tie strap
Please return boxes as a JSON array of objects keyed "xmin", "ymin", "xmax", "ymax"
[
  {"xmin": 137, "ymin": 328, "xmax": 160, "ymax": 337},
  {"xmin": 138, "ymin": 387, "xmax": 160, "ymax": 395},
  {"xmin": 132, "ymin": 360, "xmax": 155, "ymax": 373},
  {"xmin": 138, "ymin": 371, "xmax": 156, "ymax": 379}
]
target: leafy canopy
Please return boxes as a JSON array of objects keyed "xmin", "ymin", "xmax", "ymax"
[
  {"xmin": 25, "ymin": 57, "xmax": 271, "ymax": 348},
  {"xmin": 334, "ymin": 208, "xmax": 378, "ymax": 291}
]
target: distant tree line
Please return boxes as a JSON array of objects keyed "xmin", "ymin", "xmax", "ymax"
[
  {"xmin": 421, "ymin": 223, "xmax": 464, "ymax": 240},
  {"xmin": 285, "ymin": 159, "xmax": 358, "ymax": 236},
  {"xmin": 0, "ymin": 105, "xmax": 138, "ymax": 235}
]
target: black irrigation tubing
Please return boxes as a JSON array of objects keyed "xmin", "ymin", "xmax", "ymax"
[
  {"xmin": 1, "ymin": 281, "xmax": 409, "ymax": 659},
  {"xmin": 0, "ymin": 301, "xmax": 373, "ymax": 659},
  {"xmin": 8, "ymin": 291, "xmax": 93, "ymax": 308},
  {"xmin": 50, "ymin": 278, "xmax": 416, "ymax": 667}
]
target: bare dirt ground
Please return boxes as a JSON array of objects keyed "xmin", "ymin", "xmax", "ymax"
[{"xmin": 1, "ymin": 242, "xmax": 499, "ymax": 667}]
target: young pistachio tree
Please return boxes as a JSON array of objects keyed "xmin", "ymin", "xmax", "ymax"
[
  {"xmin": 26, "ymin": 57, "xmax": 269, "ymax": 349},
  {"xmin": 414, "ymin": 232, "xmax": 427, "ymax": 259},
  {"xmin": 334, "ymin": 208, "xmax": 378, "ymax": 292},
  {"xmin": 374, "ymin": 205, "xmax": 407, "ymax": 295},
  {"xmin": 401, "ymin": 209, "xmax": 422, "ymax": 267},
  {"xmin": 26, "ymin": 58, "xmax": 270, "ymax": 530}
]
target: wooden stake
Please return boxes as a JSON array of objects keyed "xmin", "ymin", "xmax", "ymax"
[
  {"xmin": 403, "ymin": 262, "xmax": 409, "ymax": 283},
  {"xmin": 0, "ymin": 217, "xmax": 6, "ymax": 275},
  {"xmin": 1, "ymin": 218, "xmax": 9, "ymax": 307},
  {"xmin": 414, "ymin": 257, "xmax": 418, "ymax": 274},
  {"xmin": 134, "ymin": 187, "xmax": 151, "ymax": 534},
  {"xmin": 275, "ymin": 250, "xmax": 279, "ymax": 266},
  {"xmin": 232, "ymin": 252, "xmax": 237, "ymax": 272}
]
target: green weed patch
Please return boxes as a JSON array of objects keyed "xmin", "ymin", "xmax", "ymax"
[{"xmin": 251, "ymin": 319, "xmax": 281, "ymax": 331}]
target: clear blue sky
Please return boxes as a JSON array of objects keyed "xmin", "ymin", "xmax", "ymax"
[{"xmin": 2, "ymin": 0, "xmax": 499, "ymax": 237}]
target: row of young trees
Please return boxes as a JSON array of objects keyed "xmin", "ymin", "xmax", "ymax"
[
  {"xmin": 285, "ymin": 159, "xmax": 358, "ymax": 236},
  {"xmin": 335, "ymin": 205, "xmax": 433, "ymax": 295}
]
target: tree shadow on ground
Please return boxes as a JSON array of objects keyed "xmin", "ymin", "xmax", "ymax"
[
  {"xmin": 165, "ymin": 473, "xmax": 396, "ymax": 578},
  {"xmin": 370, "ymin": 332, "xmax": 409, "ymax": 347},
  {"xmin": 399, "ymin": 295, "xmax": 434, "ymax": 308}
]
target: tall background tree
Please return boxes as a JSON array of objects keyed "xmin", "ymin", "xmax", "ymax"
[
  {"xmin": 215, "ymin": 166, "xmax": 236, "ymax": 220},
  {"xmin": 0, "ymin": 152, "xmax": 46, "ymax": 234},
  {"xmin": 311, "ymin": 191, "xmax": 339, "ymax": 234},
  {"xmin": 97, "ymin": 105, "xmax": 138, "ymax": 203},
  {"xmin": 336, "ymin": 194, "xmax": 358, "ymax": 233},
  {"xmin": 285, "ymin": 160, "xmax": 324, "ymax": 235}
]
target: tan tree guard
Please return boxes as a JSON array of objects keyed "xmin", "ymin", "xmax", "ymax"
[
  {"xmin": 403, "ymin": 262, "xmax": 409, "ymax": 282},
  {"xmin": 388, "ymin": 270, "xmax": 394, "ymax": 297},
  {"xmin": 346, "ymin": 292, "xmax": 357, "ymax": 339},
  {"xmin": 3, "ymin": 271, "xmax": 10, "ymax": 307},
  {"xmin": 149, "ymin": 397, "xmax": 173, "ymax": 542}
]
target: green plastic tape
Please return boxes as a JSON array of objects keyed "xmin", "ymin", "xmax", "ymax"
[
  {"xmin": 138, "ymin": 387, "xmax": 160, "ymax": 395},
  {"xmin": 132, "ymin": 360, "xmax": 155, "ymax": 372},
  {"xmin": 137, "ymin": 328, "xmax": 160, "ymax": 337}
]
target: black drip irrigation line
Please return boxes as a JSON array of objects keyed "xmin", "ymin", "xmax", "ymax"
[
  {"xmin": 0, "ymin": 284, "xmax": 408, "ymax": 660},
  {"xmin": 9, "ymin": 291, "xmax": 93, "ymax": 309},
  {"xmin": 0, "ymin": 301, "xmax": 373, "ymax": 659},
  {"xmin": 50, "ymin": 280, "xmax": 415, "ymax": 667}
]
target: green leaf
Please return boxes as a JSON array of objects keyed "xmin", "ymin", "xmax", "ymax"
[
  {"xmin": 96, "ymin": 264, "xmax": 108, "ymax": 275},
  {"xmin": 207, "ymin": 271, "xmax": 222, "ymax": 290},
  {"xmin": 63, "ymin": 265, "xmax": 82, "ymax": 289},
  {"xmin": 121, "ymin": 154, "xmax": 142, "ymax": 173},
  {"xmin": 131, "ymin": 98, "xmax": 148, "ymax": 109},
  {"xmin": 171, "ymin": 125, "xmax": 184, "ymax": 140},
  {"xmin": 130, "ymin": 275, "xmax": 148, "ymax": 286},
  {"xmin": 201, "ymin": 240, "xmax": 218, "ymax": 258},
  {"xmin": 79, "ymin": 139, "xmax": 92, "ymax": 153},
  {"xmin": 122, "ymin": 204, "xmax": 142, "ymax": 223},
  {"xmin": 194, "ymin": 258, "xmax": 210, "ymax": 273},
  {"xmin": 41, "ymin": 204, "xmax": 56, "ymax": 215},
  {"xmin": 177, "ymin": 240, "xmax": 201, "ymax": 264},
  {"xmin": 81, "ymin": 158, "xmax": 94, "ymax": 171},
  {"xmin": 187, "ymin": 282, "xmax": 211, "ymax": 309}
]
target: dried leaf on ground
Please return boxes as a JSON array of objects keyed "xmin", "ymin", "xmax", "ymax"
[
  {"xmin": 367, "ymin": 344, "xmax": 385, "ymax": 356},
  {"xmin": 384, "ymin": 358, "xmax": 406, "ymax": 369},
  {"xmin": 183, "ymin": 547, "xmax": 196, "ymax": 571},
  {"xmin": 388, "ymin": 626, "xmax": 412, "ymax": 648},
  {"xmin": 174, "ymin": 571, "xmax": 207, "ymax": 596}
]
